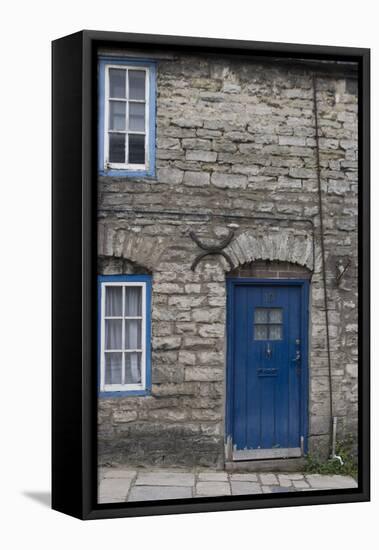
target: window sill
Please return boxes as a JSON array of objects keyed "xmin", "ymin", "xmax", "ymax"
[
  {"xmin": 98, "ymin": 389, "xmax": 150, "ymax": 398},
  {"xmin": 98, "ymin": 168, "xmax": 155, "ymax": 178}
]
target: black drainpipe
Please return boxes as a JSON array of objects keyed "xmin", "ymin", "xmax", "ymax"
[{"xmin": 312, "ymin": 74, "xmax": 334, "ymax": 456}]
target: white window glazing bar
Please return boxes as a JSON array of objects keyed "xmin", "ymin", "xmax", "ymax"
[
  {"xmin": 104, "ymin": 348, "xmax": 142, "ymax": 353},
  {"xmin": 104, "ymin": 316, "xmax": 142, "ymax": 320}
]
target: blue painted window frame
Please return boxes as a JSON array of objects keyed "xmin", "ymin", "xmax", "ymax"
[
  {"xmin": 226, "ymin": 278, "xmax": 310, "ymax": 454},
  {"xmin": 98, "ymin": 56, "xmax": 157, "ymax": 177},
  {"xmin": 98, "ymin": 274, "xmax": 152, "ymax": 398}
]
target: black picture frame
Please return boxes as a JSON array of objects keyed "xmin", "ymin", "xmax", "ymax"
[{"xmin": 52, "ymin": 30, "xmax": 370, "ymax": 520}]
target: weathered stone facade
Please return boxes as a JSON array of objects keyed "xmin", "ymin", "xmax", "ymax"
[{"xmin": 97, "ymin": 50, "xmax": 358, "ymax": 468}]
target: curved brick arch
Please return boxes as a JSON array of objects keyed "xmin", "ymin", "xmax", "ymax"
[{"xmin": 224, "ymin": 229, "xmax": 314, "ymax": 272}]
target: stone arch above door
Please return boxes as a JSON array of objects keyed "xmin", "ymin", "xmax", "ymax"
[
  {"xmin": 227, "ymin": 260, "xmax": 312, "ymax": 279},
  {"xmin": 224, "ymin": 228, "xmax": 314, "ymax": 272}
]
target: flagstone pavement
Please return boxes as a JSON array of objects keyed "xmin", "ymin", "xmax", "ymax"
[{"xmin": 98, "ymin": 467, "xmax": 357, "ymax": 504}]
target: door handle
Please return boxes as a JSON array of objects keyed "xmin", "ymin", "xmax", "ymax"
[
  {"xmin": 292, "ymin": 350, "xmax": 301, "ymax": 362},
  {"xmin": 292, "ymin": 348, "xmax": 301, "ymax": 375},
  {"xmin": 266, "ymin": 343, "xmax": 272, "ymax": 359}
]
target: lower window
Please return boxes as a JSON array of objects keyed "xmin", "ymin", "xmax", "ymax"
[{"xmin": 98, "ymin": 275, "xmax": 151, "ymax": 396}]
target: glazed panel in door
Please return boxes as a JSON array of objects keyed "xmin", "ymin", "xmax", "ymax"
[{"xmin": 229, "ymin": 283, "xmax": 307, "ymax": 460}]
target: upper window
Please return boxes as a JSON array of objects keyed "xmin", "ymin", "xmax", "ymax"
[
  {"xmin": 98, "ymin": 57, "xmax": 156, "ymax": 177},
  {"xmin": 98, "ymin": 275, "xmax": 152, "ymax": 396}
]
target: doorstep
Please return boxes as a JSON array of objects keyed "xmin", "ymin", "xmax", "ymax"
[{"xmin": 224, "ymin": 457, "xmax": 307, "ymax": 472}]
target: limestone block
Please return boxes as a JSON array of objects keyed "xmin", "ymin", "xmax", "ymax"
[
  {"xmin": 183, "ymin": 171, "xmax": 210, "ymax": 187},
  {"xmin": 152, "ymin": 336, "xmax": 182, "ymax": 351},
  {"xmin": 186, "ymin": 150, "xmax": 217, "ymax": 162},
  {"xmin": 157, "ymin": 167, "xmax": 184, "ymax": 184},
  {"xmin": 185, "ymin": 367, "xmax": 224, "ymax": 382},
  {"xmin": 112, "ymin": 410, "xmax": 138, "ymax": 423},
  {"xmin": 211, "ymin": 172, "xmax": 247, "ymax": 189}
]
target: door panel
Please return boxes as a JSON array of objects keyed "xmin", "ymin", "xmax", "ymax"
[{"xmin": 230, "ymin": 282, "xmax": 306, "ymax": 459}]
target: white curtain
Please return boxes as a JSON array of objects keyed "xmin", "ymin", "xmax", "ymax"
[
  {"xmin": 125, "ymin": 286, "xmax": 141, "ymax": 316},
  {"xmin": 105, "ymin": 286, "xmax": 122, "ymax": 316},
  {"xmin": 105, "ymin": 319, "xmax": 122, "ymax": 349},
  {"xmin": 125, "ymin": 287, "xmax": 142, "ymax": 383},
  {"xmin": 105, "ymin": 353, "xmax": 122, "ymax": 384},
  {"xmin": 125, "ymin": 353, "xmax": 141, "ymax": 384}
]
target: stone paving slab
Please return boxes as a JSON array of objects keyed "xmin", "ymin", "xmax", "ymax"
[
  {"xmin": 198, "ymin": 472, "xmax": 229, "ymax": 482},
  {"xmin": 98, "ymin": 467, "xmax": 358, "ymax": 504},
  {"xmin": 278, "ymin": 474, "xmax": 293, "ymax": 487},
  {"xmin": 196, "ymin": 481, "xmax": 231, "ymax": 497},
  {"xmin": 230, "ymin": 473, "xmax": 258, "ymax": 482},
  {"xmin": 103, "ymin": 469, "xmax": 137, "ymax": 479},
  {"xmin": 305, "ymin": 474, "xmax": 358, "ymax": 489},
  {"xmin": 135, "ymin": 472, "xmax": 195, "ymax": 486},
  {"xmin": 231, "ymin": 481, "xmax": 262, "ymax": 495},
  {"xmin": 286, "ymin": 473, "xmax": 307, "ymax": 480},
  {"xmin": 98, "ymin": 477, "xmax": 133, "ymax": 504},
  {"xmin": 293, "ymin": 480, "xmax": 310, "ymax": 489},
  {"xmin": 129, "ymin": 486, "xmax": 192, "ymax": 502},
  {"xmin": 259, "ymin": 473, "xmax": 279, "ymax": 485},
  {"xmin": 261, "ymin": 485, "xmax": 295, "ymax": 494}
]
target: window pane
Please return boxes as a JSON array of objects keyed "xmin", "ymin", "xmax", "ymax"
[
  {"xmin": 129, "ymin": 70, "xmax": 145, "ymax": 100},
  {"xmin": 105, "ymin": 286, "xmax": 122, "ymax": 316},
  {"xmin": 125, "ymin": 352, "xmax": 141, "ymax": 384},
  {"xmin": 125, "ymin": 319, "xmax": 142, "ymax": 349},
  {"xmin": 109, "ymin": 101, "xmax": 126, "ymax": 131},
  {"xmin": 268, "ymin": 309, "xmax": 282, "ymax": 324},
  {"xmin": 269, "ymin": 326, "xmax": 282, "ymax": 340},
  {"xmin": 128, "ymin": 134, "xmax": 145, "ymax": 164},
  {"xmin": 109, "ymin": 68, "xmax": 126, "ymax": 98},
  {"xmin": 254, "ymin": 309, "xmax": 268, "ymax": 323},
  {"xmin": 254, "ymin": 325, "xmax": 268, "ymax": 340},
  {"xmin": 125, "ymin": 286, "xmax": 142, "ymax": 316},
  {"xmin": 105, "ymin": 319, "xmax": 122, "ymax": 349},
  {"xmin": 129, "ymin": 102, "xmax": 145, "ymax": 132},
  {"xmin": 109, "ymin": 133, "xmax": 125, "ymax": 163},
  {"xmin": 105, "ymin": 353, "xmax": 122, "ymax": 384}
]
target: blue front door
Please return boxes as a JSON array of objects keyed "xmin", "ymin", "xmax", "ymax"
[{"xmin": 227, "ymin": 281, "xmax": 308, "ymax": 460}]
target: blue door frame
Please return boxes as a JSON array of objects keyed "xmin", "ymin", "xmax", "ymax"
[{"xmin": 226, "ymin": 279, "xmax": 309, "ymax": 459}]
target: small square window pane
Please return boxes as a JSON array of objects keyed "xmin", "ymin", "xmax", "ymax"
[
  {"xmin": 105, "ymin": 319, "xmax": 122, "ymax": 349},
  {"xmin": 125, "ymin": 352, "xmax": 141, "ymax": 384},
  {"xmin": 109, "ymin": 133, "xmax": 125, "ymax": 163},
  {"xmin": 269, "ymin": 309, "xmax": 282, "ymax": 324},
  {"xmin": 109, "ymin": 69, "xmax": 126, "ymax": 98},
  {"xmin": 109, "ymin": 101, "xmax": 126, "ymax": 131},
  {"xmin": 105, "ymin": 286, "xmax": 122, "ymax": 316},
  {"xmin": 125, "ymin": 286, "xmax": 142, "ymax": 316},
  {"xmin": 105, "ymin": 353, "xmax": 122, "ymax": 384},
  {"xmin": 129, "ymin": 70, "xmax": 146, "ymax": 100},
  {"xmin": 254, "ymin": 309, "xmax": 268, "ymax": 324},
  {"xmin": 255, "ymin": 325, "xmax": 268, "ymax": 340},
  {"xmin": 125, "ymin": 319, "xmax": 142, "ymax": 349},
  {"xmin": 129, "ymin": 102, "xmax": 145, "ymax": 132},
  {"xmin": 128, "ymin": 134, "xmax": 145, "ymax": 164},
  {"xmin": 269, "ymin": 326, "xmax": 282, "ymax": 340}
]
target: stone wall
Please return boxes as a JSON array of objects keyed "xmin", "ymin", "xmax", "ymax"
[{"xmin": 97, "ymin": 50, "xmax": 358, "ymax": 467}]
